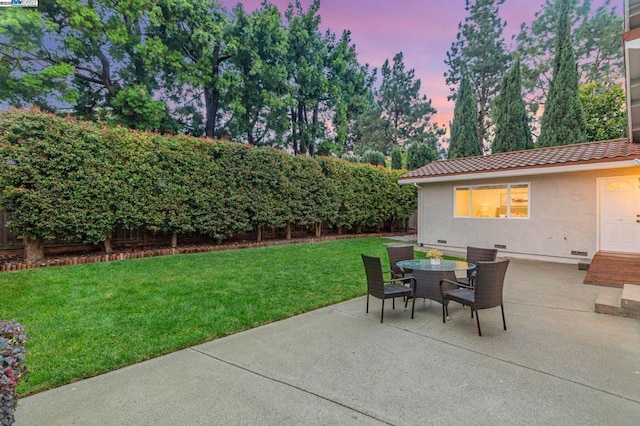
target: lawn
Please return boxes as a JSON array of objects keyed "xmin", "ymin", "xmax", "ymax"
[{"xmin": 0, "ymin": 237, "xmax": 423, "ymax": 395}]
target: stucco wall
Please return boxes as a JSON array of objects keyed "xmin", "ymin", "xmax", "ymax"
[{"xmin": 416, "ymin": 167, "xmax": 640, "ymax": 263}]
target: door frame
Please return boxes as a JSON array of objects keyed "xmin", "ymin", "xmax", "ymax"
[{"xmin": 597, "ymin": 175, "xmax": 640, "ymax": 253}]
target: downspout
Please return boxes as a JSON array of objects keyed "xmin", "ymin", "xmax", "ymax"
[{"xmin": 412, "ymin": 183, "xmax": 422, "ymax": 246}]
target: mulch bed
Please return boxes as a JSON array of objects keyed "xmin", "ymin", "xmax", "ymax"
[{"xmin": 0, "ymin": 232, "xmax": 416, "ymax": 273}]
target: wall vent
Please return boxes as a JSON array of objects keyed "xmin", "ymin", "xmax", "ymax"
[
  {"xmin": 571, "ymin": 250, "xmax": 588, "ymax": 256},
  {"xmin": 494, "ymin": 244, "xmax": 507, "ymax": 249},
  {"xmin": 437, "ymin": 239, "xmax": 447, "ymax": 244}
]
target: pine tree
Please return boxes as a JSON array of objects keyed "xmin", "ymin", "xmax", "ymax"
[
  {"xmin": 538, "ymin": 0, "xmax": 587, "ymax": 147},
  {"xmin": 445, "ymin": 0, "xmax": 510, "ymax": 152},
  {"xmin": 391, "ymin": 146, "xmax": 403, "ymax": 170},
  {"xmin": 448, "ymin": 73, "xmax": 481, "ymax": 158},
  {"xmin": 492, "ymin": 58, "xmax": 533, "ymax": 153}
]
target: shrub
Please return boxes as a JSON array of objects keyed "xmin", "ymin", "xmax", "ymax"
[
  {"xmin": 362, "ymin": 150, "xmax": 387, "ymax": 167},
  {"xmin": 0, "ymin": 320, "xmax": 28, "ymax": 426}
]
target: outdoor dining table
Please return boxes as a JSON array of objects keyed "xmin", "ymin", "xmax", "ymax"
[
  {"xmin": 396, "ymin": 259, "xmax": 476, "ymax": 274},
  {"xmin": 395, "ymin": 259, "xmax": 476, "ymax": 307}
]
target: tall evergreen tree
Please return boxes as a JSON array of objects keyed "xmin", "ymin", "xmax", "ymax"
[
  {"xmin": 391, "ymin": 146, "xmax": 403, "ymax": 170},
  {"xmin": 492, "ymin": 58, "xmax": 533, "ymax": 153},
  {"xmin": 515, "ymin": 0, "xmax": 623, "ymax": 114},
  {"xmin": 449, "ymin": 73, "xmax": 481, "ymax": 159},
  {"xmin": 378, "ymin": 52, "xmax": 439, "ymax": 149},
  {"xmin": 445, "ymin": 0, "xmax": 510, "ymax": 152},
  {"xmin": 538, "ymin": 0, "xmax": 586, "ymax": 147}
]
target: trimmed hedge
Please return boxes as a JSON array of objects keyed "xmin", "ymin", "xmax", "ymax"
[{"xmin": 0, "ymin": 109, "xmax": 416, "ymax": 259}]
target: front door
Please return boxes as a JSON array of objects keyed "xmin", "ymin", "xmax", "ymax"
[{"xmin": 599, "ymin": 177, "xmax": 640, "ymax": 253}]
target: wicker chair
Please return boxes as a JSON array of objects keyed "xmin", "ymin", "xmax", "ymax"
[
  {"xmin": 440, "ymin": 259, "xmax": 510, "ymax": 336},
  {"xmin": 361, "ymin": 254, "xmax": 415, "ymax": 323},
  {"xmin": 458, "ymin": 246, "xmax": 498, "ymax": 287},
  {"xmin": 387, "ymin": 245, "xmax": 414, "ymax": 279}
]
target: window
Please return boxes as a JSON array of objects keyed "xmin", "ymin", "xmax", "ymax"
[{"xmin": 454, "ymin": 183, "xmax": 529, "ymax": 219}]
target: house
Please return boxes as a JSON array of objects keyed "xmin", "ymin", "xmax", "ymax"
[
  {"xmin": 399, "ymin": 0, "xmax": 640, "ymax": 265},
  {"xmin": 399, "ymin": 140, "xmax": 640, "ymax": 264}
]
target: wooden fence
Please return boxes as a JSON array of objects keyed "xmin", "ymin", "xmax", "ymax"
[{"xmin": 0, "ymin": 211, "xmax": 416, "ymax": 257}]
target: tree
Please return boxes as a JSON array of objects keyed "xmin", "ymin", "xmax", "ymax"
[
  {"xmin": 492, "ymin": 58, "xmax": 533, "ymax": 153},
  {"xmin": 445, "ymin": 0, "xmax": 510, "ymax": 152},
  {"xmin": 391, "ymin": 146, "xmax": 403, "ymax": 170},
  {"xmin": 579, "ymin": 82, "xmax": 626, "ymax": 141},
  {"xmin": 538, "ymin": 0, "xmax": 586, "ymax": 147},
  {"xmin": 0, "ymin": 0, "xmax": 181, "ymax": 133},
  {"xmin": 406, "ymin": 142, "xmax": 435, "ymax": 170},
  {"xmin": 515, "ymin": 0, "xmax": 623, "ymax": 114},
  {"xmin": 325, "ymin": 30, "xmax": 376, "ymax": 155},
  {"xmin": 225, "ymin": 2, "xmax": 290, "ymax": 145},
  {"xmin": 448, "ymin": 73, "xmax": 481, "ymax": 158},
  {"xmin": 148, "ymin": 0, "xmax": 231, "ymax": 137},
  {"xmin": 285, "ymin": 0, "xmax": 328, "ymax": 155},
  {"xmin": 378, "ymin": 52, "xmax": 439, "ymax": 149}
]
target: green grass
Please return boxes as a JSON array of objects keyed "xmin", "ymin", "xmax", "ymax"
[{"xmin": 0, "ymin": 237, "xmax": 422, "ymax": 395}]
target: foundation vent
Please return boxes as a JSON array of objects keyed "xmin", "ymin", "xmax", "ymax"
[
  {"xmin": 571, "ymin": 250, "xmax": 588, "ymax": 256},
  {"xmin": 437, "ymin": 239, "xmax": 447, "ymax": 244},
  {"xmin": 494, "ymin": 244, "xmax": 507, "ymax": 249}
]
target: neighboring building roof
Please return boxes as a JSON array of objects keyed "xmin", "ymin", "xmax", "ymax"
[{"xmin": 400, "ymin": 139, "xmax": 640, "ymax": 184}]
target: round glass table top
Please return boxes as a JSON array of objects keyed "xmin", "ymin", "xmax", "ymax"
[{"xmin": 396, "ymin": 259, "xmax": 476, "ymax": 272}]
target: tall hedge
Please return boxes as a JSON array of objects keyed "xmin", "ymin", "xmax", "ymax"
[{"xmin": 0, "ymin": 109, "xmax": 416, "ymax": 261}]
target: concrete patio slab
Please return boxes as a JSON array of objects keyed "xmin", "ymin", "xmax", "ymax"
[{"xmin": 15, "ymin": 258, "xmax": 640, "ymax": 425}]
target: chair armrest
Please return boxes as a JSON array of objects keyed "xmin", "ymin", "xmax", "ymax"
[
  {"xmin": 386, "ymin": 277, "xmax": 415, "ymax": 285},
  {"xmin": 440, "ymin": 278, "xmax": 472, "ymax": 293}
]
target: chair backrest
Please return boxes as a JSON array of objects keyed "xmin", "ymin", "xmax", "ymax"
[
  {"xmin": 473, "ymin": 259, "xmax": 510, "ymax": 309},
  {"xmin": 361, "ymin": 254, "xmax": 385, "ymax": 298},
  {"xmin": 387, "ymin": 245, "xmax": 414, "ymax": 276},
  {"xmin": 466, "ymin": 246, "xmax": 498, "ymax": 278}
]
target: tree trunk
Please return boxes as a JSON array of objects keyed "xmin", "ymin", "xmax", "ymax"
[
  {"xmin": 477, "ymin": 108, "xmax": 485, "ymax": 153},
  {"xmin": 257, "ymin": 225, "xmax": 262, "ymax": 242},
  {"xmin": 204, "ymin": 43, "xmax": 228, "ymax": 138},
  {"xmin": 338, "ymin": 226, "xmax": 343, "ymax": 235},
  {"xmin": 171, "ymin": 232, "xmax": 178, "ymax": 248},
  {"xmin": 356, "ymin": 224, "xmax": 362, "ymax": 234},
  {"xmin": 286, "ymin": 223, "xmax": 292, "ymax": 240},
  {"xmin": 315, "ymin": 222, "xmax": 321, "ymax": 237},
  {"xmin": 291, "ymin": 108, "xmax": 299, "ymax": 154},
  {"xmin": 103, "ymin": 238, "xmax": 114, "ymax": 254},
  {"xmin": 24, "ymin": 236, "xmax": 45, "ymax": 263}
]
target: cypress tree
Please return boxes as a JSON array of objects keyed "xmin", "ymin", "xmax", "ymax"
[
  {"xmin": 448, "ymin": 73, "xmax": 481, "ymax": 158},
  {"xmin": 538, "ymin": 0, "xmax": 586, "ymax": 147},
  {"xmin": 391, "ymin": 146, "xmax": 403, "ymax": 169},
  {"xmin": 492, "ymin": 58, "xmax": 533, "ymax": 153}
]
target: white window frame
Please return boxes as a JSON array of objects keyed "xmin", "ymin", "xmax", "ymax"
[{"xmin": 454, "ymin": 182, "xmax": 530, "ymax": 219}]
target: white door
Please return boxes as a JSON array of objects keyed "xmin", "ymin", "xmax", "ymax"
[{"xmin": 599, "ymin": 177, "xmax": 640, "ymax": 253}]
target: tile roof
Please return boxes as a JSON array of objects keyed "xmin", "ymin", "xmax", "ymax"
[{"xmin": 400, "ymin": 138, "xmax": 640, "ymax": 180}]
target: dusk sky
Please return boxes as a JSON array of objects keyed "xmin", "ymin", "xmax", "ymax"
[{"xmin": 220, "ymin": 0, "xmax": 622, "ymax": 130}]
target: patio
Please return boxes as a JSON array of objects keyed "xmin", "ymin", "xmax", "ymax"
[{"xmin": 16, "ymin": 257, "xmax": 640, "ymax": 425}]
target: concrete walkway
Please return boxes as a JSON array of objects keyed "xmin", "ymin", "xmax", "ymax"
[{"xmin": 16, "ymin": 258, "xmax": 640, "ymax": 425}]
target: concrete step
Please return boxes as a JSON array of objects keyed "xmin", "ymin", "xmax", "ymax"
[{"xmin": 595, "ymin": 284, "xmax": 640, "ymax": 319}]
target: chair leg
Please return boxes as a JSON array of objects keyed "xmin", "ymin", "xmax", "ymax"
[
  {"xmin": 475, "ymin": 309, "xmax": 482, "ymax": 336},
  {"xmin": 392, "ymin": 297, "xmax": 395, "ymax": 310},
  {"xmin": 366, "ymin": 293, "xmax": 369, "ymax": 313},
  {"xmin": 411, "ymin": 295, "xmax": 416, "ymax": 319},
  {"xmin": 501, "ymin": 304, "xmax": 507, "ymax": 331},
  {"xmin": 380, "ymin": 299, "xmax": 385, "ymax": 323},
  {"xmin": 442, "ymin": 301, "xmax": 446, "ymax": 323}
]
